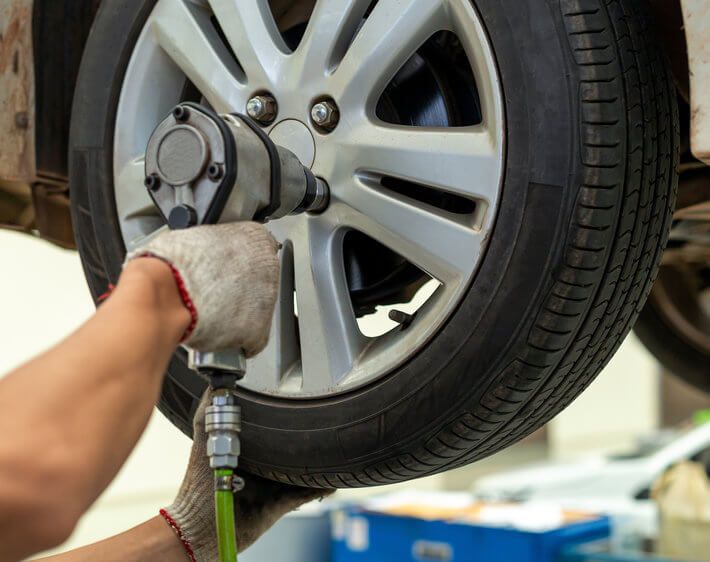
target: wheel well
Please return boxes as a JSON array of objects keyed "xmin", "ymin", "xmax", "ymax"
[
  {"xmin": 33, "ymin": 0, "xmax": 101, "ymax": 181},
  {"xmin": 648, "ymin": 0, "xmax": 689, "ymax": 102}
]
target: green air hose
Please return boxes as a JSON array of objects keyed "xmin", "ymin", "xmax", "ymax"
[{"xmin": 215, "ymin": 469, "xmax": 238, "ymax": 562}]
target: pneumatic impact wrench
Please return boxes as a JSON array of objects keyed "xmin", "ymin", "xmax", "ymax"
[{"xmin": 143, "ymin": 103, "xmax": 329, "ymax": 561}]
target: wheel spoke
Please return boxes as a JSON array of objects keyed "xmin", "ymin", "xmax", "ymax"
[
  {"xmin": 291, "ymin": 219, "xmax": 364, "ymax": 392},
  {"xmin": 347, "ymin": 123, "xmax": 500, "ymax": 203},
  {"xmin": 332, "ymin": 0, "xmax": 449, "ymax": 109},
  {"xmin": 115, "ymin": 156, "xmax": 155, "ymax": 221},
  {"xmin": 151, "ymin": 0, "xmax": 246, "ymax": 112},
  {"xmin": 337, "ymin": 183, "xmax": 482, "ymax": 285},
  {"xmin": 207, "ymin": 0, "xmax": 289, "ymax": 89},
  {"xmin": 127, "ymin": 225, "xmax": 170, "ymax": 252},
  {"xmin": 114, "ymin": 156, "xmax": 165, "ymax": 250},
  {"xmin": 246, "ymin": 241, "xmax": 300, "ymax": 390},
  {"xmin": 293, "ymin": 0, "xmax": 372, "ymax": 82}
]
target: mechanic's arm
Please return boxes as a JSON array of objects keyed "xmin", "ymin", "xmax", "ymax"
[
  {"xmin": 35, "ymin": 517, "xmax": 185, "ymax": 562},
  {"xmin": 0, "ymin": 256, "xmax": 190, "ymax": 561},
  {"xmin": 0, "ymin": 222, "xmax": 280, "ymax": 562},
  {"xmin": 36, "ymin": 390, "xmax": 331, "ymax": 562}
]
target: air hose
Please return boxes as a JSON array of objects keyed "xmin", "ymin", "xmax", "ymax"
[
  {"xmin": 215, "ymin": 468, "xmax": 238, "ymax": 562},
  {"xmin": 201, "ymin": 384, "xmax": 244, "ymax": 562}
]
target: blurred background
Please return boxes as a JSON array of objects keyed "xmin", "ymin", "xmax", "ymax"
[{"xmin": 1, "ymin": 229, "xmax": 707, "ymax": 559}]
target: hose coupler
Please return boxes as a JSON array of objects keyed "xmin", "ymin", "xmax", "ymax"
[{"xmin": 205, "ymin": 390, "xmax": 242, "ymax": 470}]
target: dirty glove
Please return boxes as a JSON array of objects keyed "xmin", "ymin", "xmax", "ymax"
[
  {"xmin": 126, "ymin": 222, "xmax": 279, "ymax": 355},
  {"xmin": 161, "ymin": 392, "xmax": 333, "ymax": 561}
]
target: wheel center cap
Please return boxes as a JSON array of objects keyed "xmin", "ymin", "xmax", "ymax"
[{"xmin": 268, "ymin": 119, "xmax": 316, "ymax": 168}]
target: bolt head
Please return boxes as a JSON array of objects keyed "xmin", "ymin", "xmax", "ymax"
[
  {"xmin": 14, "ymin": 112, "xmax": 29, "ymax": 129},
  {"xmin": 208, "ymin": 163, "xmax": 224, "ymax": 181},
  {"xmin": 246, "ymin": 97, "xmax": 265, "ymax": 118},
  {"xmin": 144, "ymin": 174, "xmax": 160, "ymax": 191},
  {"xmin": 311, "ymin": 100, "xmax": 339, "ymax": 130},
  {"xmin": 173, "ymin": 106, "xmax": 190, "ymax": 122},
  {"xmin": 246, "ymin": 95, "xmax": 277, "ymax": 124},
  {"xmin": 311, "ymin": 103, "xmax": 329, "ymax": 124}
]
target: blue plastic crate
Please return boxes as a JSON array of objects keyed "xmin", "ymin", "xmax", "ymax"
[{"xmin": 332, "ymin": 507, "xmax": 611, "ymax": 562}]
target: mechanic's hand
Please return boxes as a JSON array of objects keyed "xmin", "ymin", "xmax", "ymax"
[
  {"xmin": 162, "ymin": 392, "xmax": 333, "ymax": 560},
  {"xmin": 126, "ymin": 222, "xmax": 279, "ymax": 355}
]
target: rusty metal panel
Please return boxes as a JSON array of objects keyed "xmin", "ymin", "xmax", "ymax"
[
  {"xmin": 0, "ymin": 0, "xmax": 36, "ymax": 181},
  {"xmin": 681, "ymin": 0, "xmax": 710, "ymax": 164},
  {"xmin": 32, "ymin": 183, "xmax": 74, "ymax": 248}
]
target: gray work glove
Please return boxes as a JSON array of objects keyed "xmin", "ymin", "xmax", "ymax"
[
  {"xmin": 162, "ymin": 392, "xmax": 333, "ymax": 561},
  {"xmin": 126, "ymin": 222, "xmax": 279, "ymax": 355}
]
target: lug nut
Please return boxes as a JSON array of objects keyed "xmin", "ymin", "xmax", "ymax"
[
  {"xmin": 144, "ymin": 174, "xmax": 161, "ymax": 191},
  {"xmin": 246, "ymin": 94, "xmax": 277, "ymax": 124},
  {"xmin": 311, "ymin": 100, "xmax": 339, "ymax": 131}
]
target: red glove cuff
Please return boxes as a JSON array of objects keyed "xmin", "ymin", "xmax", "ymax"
[
  {"xmin": 100, "ymin": 254, "xmax": 199, "ymax": 343},
  {"xmin": 159, "ymin": 508, "xmax": 198, "ymax": 562},
  {"xmin": 129, "ymin": 252, "xmax": 199, "ymax": 343},
  {"xmin": 162, "ymin": 260, "xmax": 199, "ymax": 343}
]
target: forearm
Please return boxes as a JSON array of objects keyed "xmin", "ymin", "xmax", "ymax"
[
  {"xmin": 0, "ymin": 258, "xmax": 190, "ymax": 560},
  {"xmin": 35, "ymin": 517, "xmax": 187, "ymax": 562}
]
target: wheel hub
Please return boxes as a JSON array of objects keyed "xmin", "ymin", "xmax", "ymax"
[{"xmin": 269, "ymin": 119, "xmax": 316, "ymax": 169}]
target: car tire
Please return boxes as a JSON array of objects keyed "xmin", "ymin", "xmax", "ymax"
[
  {"xmin": 635, "ymin": 266, "xmax": 710, "ymax": 394},
  {"xmin": 70, "ymin": 0, "xmax": 678, "ymax": 487}
]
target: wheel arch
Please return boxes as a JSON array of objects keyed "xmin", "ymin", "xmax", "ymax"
[{"xmin": 32, "ymin": 0, "xmax": 102, "ymax": 181}]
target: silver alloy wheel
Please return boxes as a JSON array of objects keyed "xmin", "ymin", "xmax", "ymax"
[{"xmin": 113, "ymin": 0, "xmax": 504, "ymax": 398}]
